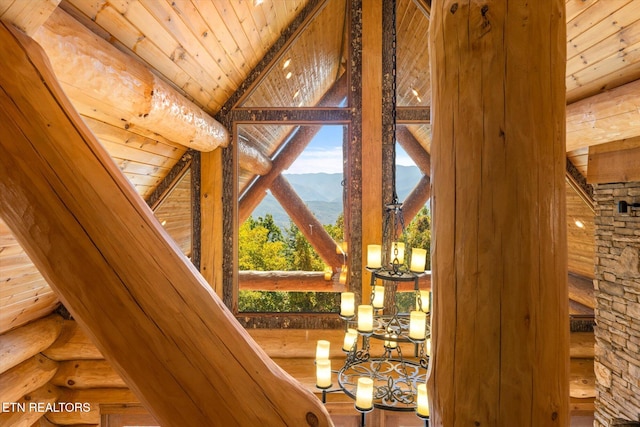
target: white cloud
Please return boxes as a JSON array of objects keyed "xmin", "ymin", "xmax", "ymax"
[{"xmin": 286, "ymin": 146, "xmax": 344, "ymax": 174}]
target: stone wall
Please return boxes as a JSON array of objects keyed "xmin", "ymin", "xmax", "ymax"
[{"xmin": 593, "ymin": 182, "xmax": 640, "ymax": 426}]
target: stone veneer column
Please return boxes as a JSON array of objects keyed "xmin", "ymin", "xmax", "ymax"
[{"xmin": 593, "ymin": 182, "xmax": 640, "ymax": 426}]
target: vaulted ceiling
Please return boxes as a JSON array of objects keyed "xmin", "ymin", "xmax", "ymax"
[{"xmin": 1, "ymin": 0, "xmax": 640, "ymax": 332}]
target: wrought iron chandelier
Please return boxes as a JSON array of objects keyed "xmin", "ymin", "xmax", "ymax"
[
  {"xmin": 314, "ymin": 0, "xmax": 431, "ymax": 424},
  {"xmin": 315, "ymin": 200, "xmax": 431, "ymax": 425}
]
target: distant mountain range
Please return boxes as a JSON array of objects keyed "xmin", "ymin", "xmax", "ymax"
[{"xmin": 250, "ymin": 165, "xmax": 424, "ymax": 229}]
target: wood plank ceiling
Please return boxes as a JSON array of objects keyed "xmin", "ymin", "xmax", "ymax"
[{"xmin": 1, "ymin": 0, "xmax": 640, "ymax": 332}]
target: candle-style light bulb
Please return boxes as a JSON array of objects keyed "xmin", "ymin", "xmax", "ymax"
[
  {"xmin": 416, "ymin": 383, "xmax": 429, "ymax": 417},
  {"xmin": 410, "ymin": 248, "xmax": 427, "ymax": 272},
  {"xmin": 316, "ymin": 359, "xmax": 332, "ymax": 389},
  {"xmin": 315, "ymin": 340, "xmax": 330, "ymax": 360},
  {"xmin": 367, "ymin": 244, "xmax": 382, "ymax": 268},
  {"xmin": 417, "ymin": 290, "xmax": 430, "ymax": 312},
  {"xmin": 409, "ymin": 310, "xmax": 426, "ymax": 340},
  {"xmin": 372, "ymin": 285, "xmax": 384, "ymax": 309},
  {"xmin": 343, "ymin": 328, "xmax": 358, "ymax": 351},
  {"xmin": 357, "ymin": 305, "xmax": 374, "ymax": 333},
  {"xmin": 355, "ymin": 377, "xmax": 374, "ymax": 411},
  {"xmin": 340, "ymin": 292, "xmax": 355, "ymax": 317}
]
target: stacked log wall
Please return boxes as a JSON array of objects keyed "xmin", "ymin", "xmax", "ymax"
[{"xmin": 1, "ymin": 314, "xmax": 596, "ymax": 426}]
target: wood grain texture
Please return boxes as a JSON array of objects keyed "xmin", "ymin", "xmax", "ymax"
[
  {"xmin": 0, "ymin": 355, "xmax": 58, "ymax": 404},
  {"xmin": 0, "ymin": 314, "xmax": 63, "ymax": 373},
  {"xmin": 33, "ymin": 8, "xmax": 228, "ymax": 152},
  {"xmin": 587, "ymin": 138, "xmax": 640, "ymax": 183},
  {"xmin": 0, "ymin": 383, "xmax": 61, "ymax": 427},
  {"xmin": 566, "ymin": 79, "xmax": 640, "ymax": 152},
  {"xmin": 429, "ymin": 1, "xmax": 569, "ymax": 425},
  {"xmin": 0, "ymin": 21, "xmax": 331, "ymax": 427}
]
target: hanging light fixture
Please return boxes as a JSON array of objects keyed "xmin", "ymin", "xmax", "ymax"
[{"xmin": 314, "ymin": 0, "xmax": 430, "ymax": 424}]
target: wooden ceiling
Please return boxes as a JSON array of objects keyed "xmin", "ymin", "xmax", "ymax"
[{"xmin": 1, "ymin": 0, "xmax": 640, "ymax": 333}]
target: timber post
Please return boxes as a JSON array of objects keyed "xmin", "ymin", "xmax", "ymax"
[{"xmin": 428, "ymin": 1, "xmax": 569, "ymax": 426}]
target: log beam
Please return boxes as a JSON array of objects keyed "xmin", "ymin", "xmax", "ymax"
[
  {"xmin": 0, "ymin": 21, "xmax": 331, "ymax": 427},
  {"xmin": 0, "ymin": 355, "xmax": 58, "ymax": 404},
  {"xmin": 239, "ymin": 271, "xmax": 346, "ymax": 292},
  {"xmin": 0, "ymin": 314, "xmax": 63, "ymax": 373},
  {"xmin": 32, "ymin": 9, "xmax": 228, "ymax": 152},
  {"xmin": 238, "ymin": 141, "xmax": 272, "ymax": 176},
  {"xmin": 42, "ymin": 320, "xmax": 103, "ymax": 361},
  {"xmin": 51, "ymin": 360, "xmax": 126, "ymax": 389},
  {"xmin": 0, "ymin": 383, "xmax": 61, "ymax": 427},
  {"xmin": 45, "ymin": 406, "xmax": 99, "ymax": 425},
  {"xmin": 396, "ymin": 126, "xmax": 431, "ymax": 176},
  {"xmin": 238, "ymin": 73, "xmax": 348, "ymax": 222},
  {"xmin": 401, "ymin": 175, "xmax": 431, "ymax": 223},
  {"xmin": 587, "ymin": 137, "xmax": 640, "ymax": 184},
  {"xmin": 568, "ymin": 272, "xmax": 595, "ymax": 310},
  {"xmin": 429, "ymin": 1, "xmax": 568, "ymax": 425},
  {"xmin": 566, "ymin": 79, "xmax": 640, "ymax": 152},
  {"xmin": 270, "ymin": 175, "xmax": 344, "ymax": 268},
  {"xmin": 570, "ymin": 358, "xmax": 596, "ymax": 399}
]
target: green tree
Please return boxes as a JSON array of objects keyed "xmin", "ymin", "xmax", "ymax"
[
  {"xmin": 405, "ymin": 206, "xmax": 431, "ymax": 270},
  {"xmin": 284, "ymin": 222, "xmax": 325, "ymax": 271},
  {"xmin": 238, "ymin": 216, "xmax": 288, "ymax": 270}
]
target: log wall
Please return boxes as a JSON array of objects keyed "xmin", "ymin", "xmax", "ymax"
[{"xmin": 0, "ymin": 313, "xmax": 596, "ymax": 426}]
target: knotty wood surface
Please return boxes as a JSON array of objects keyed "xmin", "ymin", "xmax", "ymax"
[{"xmin": 429, "ymin": 1, "xmax": 569, "ymax": 425}]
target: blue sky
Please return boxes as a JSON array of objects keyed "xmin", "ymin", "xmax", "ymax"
[{"xmin": 286, "ymin": 125, "xmax": 414, "ymax": 174}]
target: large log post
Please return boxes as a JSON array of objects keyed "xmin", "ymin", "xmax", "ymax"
[
  {"xmin": 0, "ymin": 22, "xmax": 331, "ymax": 427},
  {"xmin": 429, "ymin": 1, "xmax": 568, "ymax": 426}
]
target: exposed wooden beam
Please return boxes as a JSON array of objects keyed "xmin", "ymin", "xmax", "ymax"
[
  {"xmin": 570, "ymin": 358, "xmax": 596, "ymax": 399},
  {"xmin": 42, "ymin": 320, "xmax": 104, "ymax": 361},
  {"xmin": 270, "ymin": 175, "xmax": 344, "ymax": 269},
  {"xmin": 238, "ymin": 73, "xmax": 348, "ymax": 223},
  {"xmin": 0, "ymin": 355, "xmax": 58, "ymax": 404},
  {"xmin": 0, "ymin": 21, "xmax": 331, "ymax": 426},
  {"xmin": 401, "ymin": 175, "xmax": 431, "ymax": 223},
  {"xmin": 570, "ymin": 332, "xmax": 595, "ymax": 359},
  {"xmin": 44, "ymin": 405, "xmax": 99, "ymax": 425},
  {"xmin": 32, "ymin": 9, "xmax": 228, "ymax": 152},
  {"xmin": 232, "ymin": 108, "xmax": 350, "ymax": 123},
  {"xmin": 587, "ymin": 137, "xmax": 640, "ymax": 184},
  {"xmin": 396, "ymin": 126, "xmax": 431, "ymax": 175},
  {"xmin": 361, "ymin": 0, "xmax": 383, "ymax": 305},
  {"xmin": 51, "ymin": 360, "xmax": 126, "ymax": 389},
  {"xmin": 396, "ymin": 106, "xmax": 431, "ymax": 123},
  {"xmin": 239, "ymin": 271, "xmax": 346, "ymax": 292},
  {"xmin": 566, "ymin": 78, "xmax": 640, "ymax": 152},
  {"xmin": 569, "ymin": 299, "xmax": 595, "ymax": 316},
  {"xmin": 200, "ymin": 148, "xmax": 225, "ymax": 297},
  {"xmin": 238, "ymin": 141, "xmax": 272, "ymax": 175},
  {"xmin": 0, "ymin": 314, "xmax": 63, "ymax": 373},
  {"xmin": 568, "ymin": 272, "xmax": 595, "ymax": 310},
  {"xmin": 0, "ymin": 383, "xmax": 61, "ymax": 427}
]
